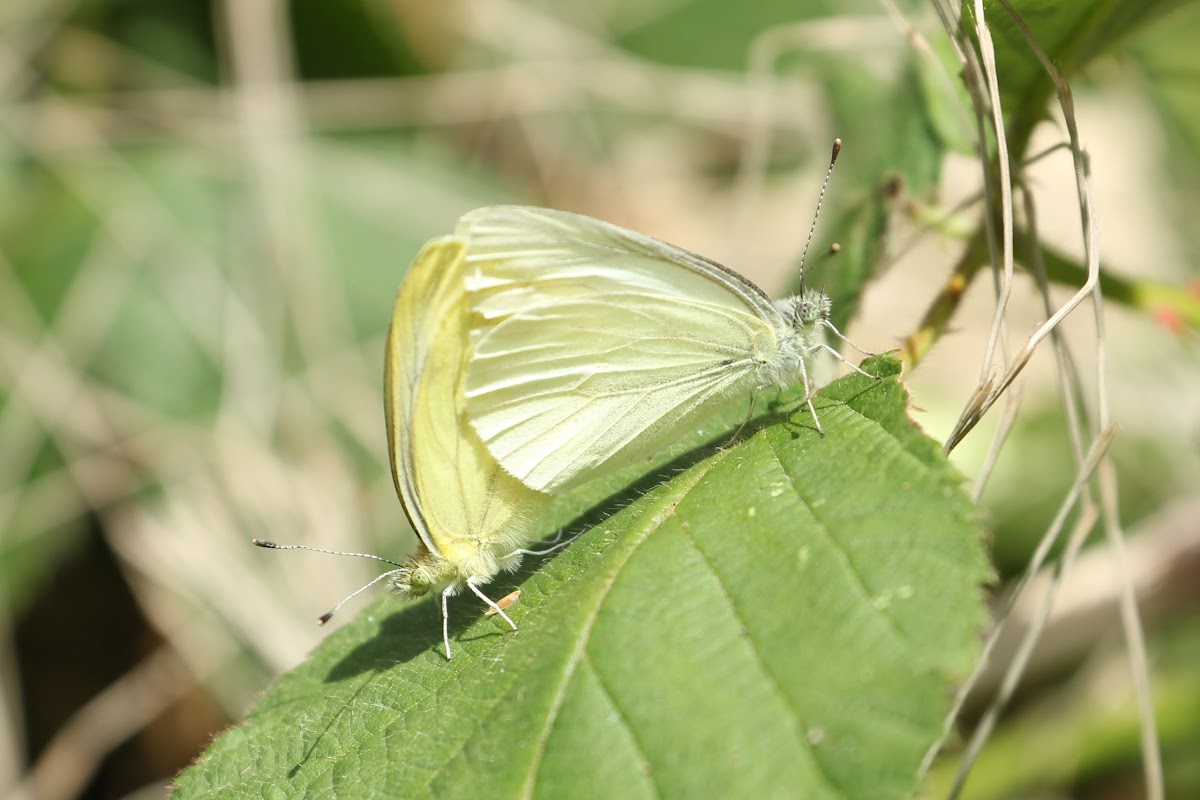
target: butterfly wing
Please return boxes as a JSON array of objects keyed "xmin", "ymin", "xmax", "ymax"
[
  {"xmin": 459, "ymin": 206, "xmax": 788, "ymax": 493},
  {"xmin": 385, "ymin": 238, "xmax": 546, "ymax": 575}
]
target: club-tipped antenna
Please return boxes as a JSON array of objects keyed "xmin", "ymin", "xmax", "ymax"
[
  {"xmin": 317, "ymin": 569, "xmax": 405, "ymax": 625},
  {"xmin": 252, "ymin": 538, "xmax": 407, "ymax": 625},
  {"xmin": 812, "ymin": 241, "xmax": 842, "ymax": 267},
  {"xmin": 797, "ymin": 138, "xmax": 842, "ymax": 284}
]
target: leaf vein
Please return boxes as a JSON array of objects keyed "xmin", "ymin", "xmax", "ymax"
[
  {"xmin": 518, "ymin": 457, "xmax": 722, "ymax": 798},
  {"xmin": 764, "ymin": 432, "xmax": 919, "ymax": 656},
  {"xmin": 583, "ymin": 650, "xmax": 662, "ymax": 799},
  {"xmin": 679, "ymin": 513, "xmax": 843, "ymax": 797}
]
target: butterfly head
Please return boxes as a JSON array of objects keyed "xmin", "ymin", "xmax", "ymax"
[
  {"xmin": 777, "ymin": 287, "xmax": 831, "ymax": 331},
  {"xmin": 389, "ymin": 555, "xmax": 440, "ymax": 599}
]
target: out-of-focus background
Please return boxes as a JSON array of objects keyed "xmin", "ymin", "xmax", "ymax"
[{"xmin": 1, "ymin": 1, "xmax": 1198, "ymax": 798}]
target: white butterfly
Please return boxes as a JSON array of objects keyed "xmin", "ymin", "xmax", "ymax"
[
  {"xmin": 459, "ymin": 205, "xmax": 873, "ymax": 494},
  {"xmin": 256, "ymin": 239, "xmax": 560, "ymax": 659}
]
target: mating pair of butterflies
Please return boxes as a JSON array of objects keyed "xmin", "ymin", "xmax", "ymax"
[{"xmin": 258, "ymin": 204, "xmax": 871, "ymax": 659}]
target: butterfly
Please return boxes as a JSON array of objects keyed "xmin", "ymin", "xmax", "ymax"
[
  {"xmin": 256, "ymin": 238, "xmax": 560, "ymax": 659},
  {"xmin": 457, "ymin": 204, "xmax": 873, "ymax": 494}
]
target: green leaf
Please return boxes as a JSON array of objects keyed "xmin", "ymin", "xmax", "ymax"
[
  {"xmin": 1126, "ymin": 2, "xmax": 1200, "ymax": 264},
  {"xmin": 803, "ymin": 59, "xmax": 950, "ymax": 331},
  {"xmin": 173, "ymin": 354, "xmax": 990, "ymax": 799},
  {"xmin": 612, "ymin": 0, "xmax": 924, "ymax": 71},
  {"xmin": 973, "ymin": 0, "xmax": 1190, "ymax": 153}
]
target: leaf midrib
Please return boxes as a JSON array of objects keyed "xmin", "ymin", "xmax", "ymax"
[
  {"xmin": 677, "ymin": 477, "xmax": 844, "ymax": 798},
  {"xmin": 517, "ymin": 451, "xmax": 725, "ymax": 799}
]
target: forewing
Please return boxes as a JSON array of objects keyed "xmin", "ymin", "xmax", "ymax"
[{"xmin": 459, "ymin": 206, "xmax": 784, "ymax": 493}]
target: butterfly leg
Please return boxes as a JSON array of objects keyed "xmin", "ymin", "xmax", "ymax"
[
  {"xmin": 826, "ymin": 348, "xmax": 876, "ymax": 377},
  {"xmin": 467, "ymin": 577, "xmax": 519, "ymax": 633},
  {"xmin": 812, "ymin": 341, "xmax": 880, "ymax": 380},
  {"xmin": 818, "ymin": 317, "xmax": 881, "ymax": 378},
  {"xmin": 725, "ymin": 386, "xmax": 761, "ymax": 445},
  {"xmin": 544, "ymin": 528, "xmax": 569, "ymax": 545},
  {"xmin": 515, "ymin": 530, "xmax": 582, "ymax": 557},
  {"xmin": 823, "ymin": 319, "xmax": 876, "ymax": 358},
  {"xmin": 441, "ymin": 587, "xmax": 454, "ymax": 660},
  {"xmin": 796, "ymin": 355, "xmax": 826, "ymax": 437}
]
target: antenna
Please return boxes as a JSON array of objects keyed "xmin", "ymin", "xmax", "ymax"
[
  {"xmin": 813, "ymin": 241, "xmax": 842, "ymax": 266},
  {"xmin": 316, "ymin": 570, "xmax": 405, "ymax": 625},
  {"xmin": 252, "ymin": 538, "xmax": 407, "ymax": 625},
  {"xmin": 796, "ymin": 138, "xmax": 841, "ymax": 284}
]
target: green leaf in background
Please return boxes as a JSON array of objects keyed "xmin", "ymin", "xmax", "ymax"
[
  {"xmin": 805, "ymin": 0, "xmax": 1198, "ymax": 334},
  {"xmin": 602, "ymin": 0, "xmax": 949, "ymax": 333},
  {"xmin": 173, "ymin": 354, "xmax": 990, "ymax": 799},
  {"xmin": 0, "ymin": 133, "xmax": 515, "ymax": 624},
  {"xmin": 1127, "ymin": 1, "xmax": 1200, "ymax": 268},
  {"xmin": 974, "ymin": 0, "xmax": 1192, "ymax": 154},
  {"xmin": 805, "ymin": 59, "xmax": 951, "ymax": 331},
  {"xmin": 613, "ymin": 0, "xmax": 922, "ymax": 71}
]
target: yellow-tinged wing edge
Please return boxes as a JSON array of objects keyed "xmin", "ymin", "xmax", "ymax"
[{"xmin": 384, "ymin": 237, "xmax": 548, "ymax": 586}]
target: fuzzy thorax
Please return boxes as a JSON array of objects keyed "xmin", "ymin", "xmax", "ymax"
[
  {"xmin": 388, "ymin": 541, "xmax": 526, "ymax": 599},
  {"xmin": 760, "ymin": 287, "xmax": 831, "ymax": 387}
]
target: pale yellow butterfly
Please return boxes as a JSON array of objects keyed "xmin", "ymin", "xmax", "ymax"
[
  {"xmin": 459, "ymin": 166, "xmax": 872, "ymax": 494},
  {"xmin": 255, "ymin": 238, "xmax": 560, "ymax": 659}
]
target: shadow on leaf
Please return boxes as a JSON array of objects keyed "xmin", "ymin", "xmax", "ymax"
[{"xmin": 325, "ymin": 354, "xmax": 902, "ymax": 676}]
